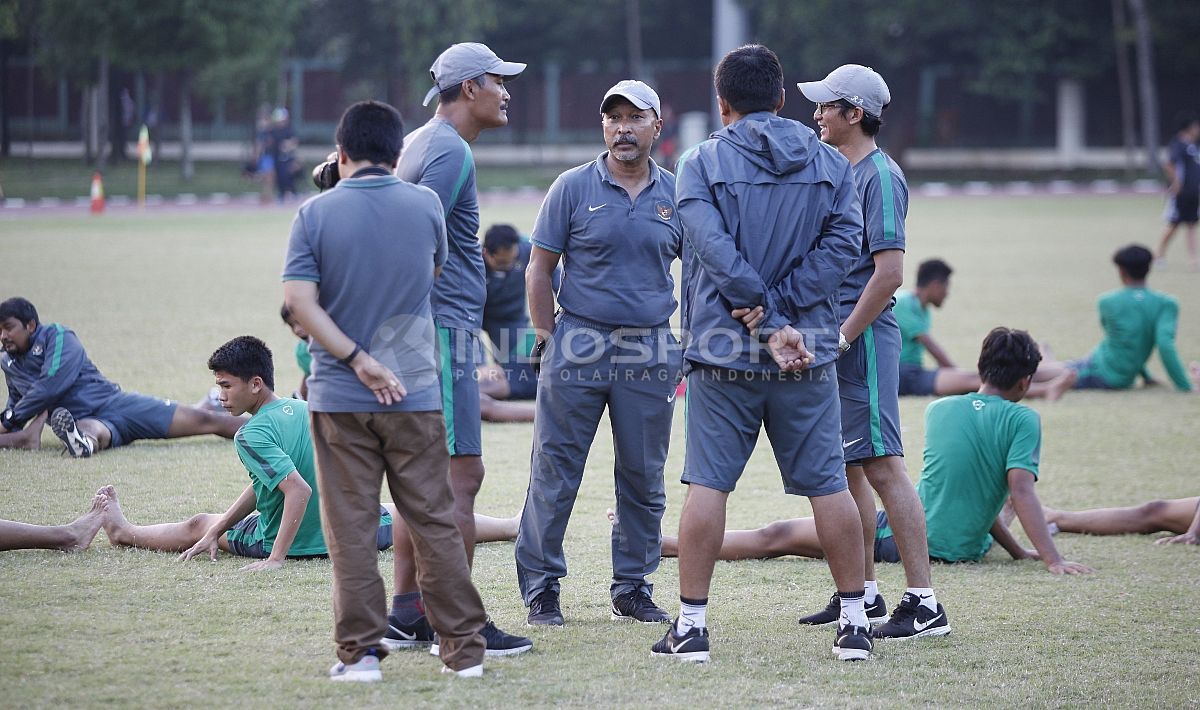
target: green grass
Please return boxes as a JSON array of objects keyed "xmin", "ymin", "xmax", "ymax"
[{"xmin": 1, "ymin": 194, "xmax": 1198, "ymax": 708}]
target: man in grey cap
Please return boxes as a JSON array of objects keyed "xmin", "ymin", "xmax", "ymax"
[
  {"xmin": 515, "ymin": 79, "xmax": 682, "ymax": 627},
  {"xmin": 385, "ymin": 41, "xmax": 533, "ymax": 657},
  {"xmin": 794, "ymin": 64, "xmax": 950, "ymax": 641}
]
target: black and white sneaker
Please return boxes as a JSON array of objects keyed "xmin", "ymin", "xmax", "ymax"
[
  {"xmin": 650, "ymin": 623, "xmax": 709, "ymax": 663},
  {"xmin": 611, "ymin": 589, "xmax": 670, "ymax": 624},
  {"xmin": 51, "ymin": 408, "xmax": 93, "ymax": 458},
  {"xmin": 527, "ymin": 587, "xmax": 564, "ymax": 626},
  {"xmin": 433, "ymin": 619, "xmax": 534, "ymax": 657},
  {"xmin": 797, "ymin": 593, "xmax": 889, "ymax": 626},
  {"xmin": 872, "ymin": 592, "xmax": 951, "ymax": 640},
  {"xmin": 832, "ymin": 624, "xmax": 873, "ymax": 661},
  {"xmin": 382, "ymin": 613, "xmax": 434, "ymax": 650}
]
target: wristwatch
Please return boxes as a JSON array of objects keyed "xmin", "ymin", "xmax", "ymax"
[{"xmin": 838, "ymin": 331, "xmax": 851, "ymax": 354}]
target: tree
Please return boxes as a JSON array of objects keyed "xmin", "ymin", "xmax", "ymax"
[{"xmin": 35, "ymin": 0, "xmax": 299, "ymax": 177}]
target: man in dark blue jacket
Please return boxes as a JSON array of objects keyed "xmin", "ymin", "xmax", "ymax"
[
  {"xmin": 651, "ymin": 45, "xmax": 871, "ymax": 664},
  {"xmin": 0, "ymin": 297, "xmax": 241, "ymax": 457}
]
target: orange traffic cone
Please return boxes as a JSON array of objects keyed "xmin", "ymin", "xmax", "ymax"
[{"xmin": 90, "ymin": 172, "xmax": 105, "ymax": 214}]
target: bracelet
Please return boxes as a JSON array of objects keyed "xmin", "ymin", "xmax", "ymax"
[
  {"xmin": 838, "ymin": 331, "xmax": 851, "ymax": 353},
  {"xmin": 339, "ymin": 343, "xmax": 362, "ymax": 366}
]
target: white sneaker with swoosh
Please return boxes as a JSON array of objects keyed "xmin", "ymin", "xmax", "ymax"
[
  {"xmin": 651, "ymin": 623, "xmax": 709, "ymax": 662},
  {"xmin": 872, "ymin": 592, "xmax": 952, "ymax": 640}
]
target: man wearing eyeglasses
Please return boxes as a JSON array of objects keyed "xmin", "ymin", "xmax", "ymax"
[{"xmin": 796, "ymin": 65, "xmax": 950, "ymax": 641}]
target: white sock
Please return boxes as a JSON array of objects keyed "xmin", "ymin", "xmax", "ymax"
[
  {"xmin": 864, "ymin": 580, "xmax": 880, "ymax": 604},
  {"xmin": 838, "ymin": 592, "xmax": 869, "ymax": 629},
  {"xmin": 907, "ymin": 587, "xmax": 937, "ymax": 612},
  {"xmin": 675, "ymin": 598, "xmax": 707, "ymax": 634}
]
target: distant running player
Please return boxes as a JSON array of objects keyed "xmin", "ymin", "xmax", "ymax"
[{"xmin": 1155, "ymin": 111, "xmax": 1200, "ymax": 270}]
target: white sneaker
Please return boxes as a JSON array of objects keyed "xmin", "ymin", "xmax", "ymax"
[
  {"xmin": 441, "ymin": 663, "xmax": 483, "ymax": 678},
  {"xmin": 50, "ymin": 408, "xmax": 93, "ymax": 458},
  {"xmin": 329, "ymin": 653, "xmax": 382, "ymax": 682}
]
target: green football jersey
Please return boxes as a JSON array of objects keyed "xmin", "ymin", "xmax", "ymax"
[
  {"xmin": 294, "ymin": 338, "xmax": 312, "ymax": 378},
  {"xmin": 1082, "ymin": 287, "xmax": 1191, "ymax": 391},
  {"xmin": 917, "ymin": 393, "xmax": 1041, "ymax": 562},
  {"xmin": 894, "ymin": 290, "xmax": 931, "ymax": 366},
  {"xmin": 233, "ymin": 397, "xmax": 326, "ymax": 555}
]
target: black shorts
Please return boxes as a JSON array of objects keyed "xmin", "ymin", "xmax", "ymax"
[{"xmin": 1166, "ymin": 192, "xmax": 1200, "ymax": 225}]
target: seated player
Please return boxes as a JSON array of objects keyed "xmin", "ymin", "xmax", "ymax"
[
  {"xmin": 0, "ymin": 491, "xmax": 109, "ymax": 552},
  {"xmin": 1044, "ymin": 496, "xmax": 1200, "ymax": 544},
  {"xmin": 280, "ymin": 302, "xmax": 312, "ymax": 400},
  {"xmin": 101, "ymin": 336, "xmax": 392, "ymax": 570},
  {"xmin": 894, "ymin": 260, "xmax": 1076, "ymax": 399},
  {"xmin": 1065, "ymin": 244, "xmax": 1196, "ymax": 392},
  {"xmin": 658, "ymin": 328, "xmax": 1093, "ymax": 588},
  {"xmin": 478, "ymin": 224, "xmax": 539, "ymax": 423},
  {"xmin": 0, "ymin": 297, "xmax": 242, "ymax": 457}
]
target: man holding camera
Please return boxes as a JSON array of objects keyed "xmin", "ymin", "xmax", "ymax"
[{"xmin": 384, "ymin": 42, "xmax": 534, "ymax": 657}]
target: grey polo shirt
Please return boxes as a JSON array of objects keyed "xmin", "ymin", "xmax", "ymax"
[
  {"xmin": 282, "ymin": 175, "xmax": 448, "ymax": 412},
  {"xmin": 397, "ymin": 116, "xmax": 484, "ymax": 331},
  {"xmin": 837, "ymin": 148, "xmax": 908, "ymax": 320},
  {"xmin": 531, "ymin": 153, "xmax": 681, "ymax": 327}
]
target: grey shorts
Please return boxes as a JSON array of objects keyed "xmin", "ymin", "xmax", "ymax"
[
  {"xmin": 681, "ymin": 363, "xmax": 846, "ymax": 497},
  {"xmin": 93, "ymin": 391, "xmax": 179, "ymax": 448},
  {"xmin": 838, "ymin": 319, "xmax": 904, "ymax": 463},
  {"xmin": 436, "ymin": 325, "xmax": 482, "ymax": 456},
  {"xmin": 897, "ymin": 362, "xmax": 938, "ymax": 396},
  {"xmin": 1066, "ymin": 356, "xmax": 1116, "ymax": 390},
  {"xmin": 224, "ymin": 505, "xmax": 393, "ymax": 558}
]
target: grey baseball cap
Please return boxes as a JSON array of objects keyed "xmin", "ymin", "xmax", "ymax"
[
  {"xmin": 797, "ymin": 64, "xmax": 891, "ymax": 117},
  {"xmin": 422, "ymin": 42, "xmax": 527, "ymax": 107},
  {"xmin": 600, "ymin": 80, "xmax": 661, "ymax": 117}
]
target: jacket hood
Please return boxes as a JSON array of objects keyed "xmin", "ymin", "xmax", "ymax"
[{"xmin": 713, "ymin": 112, "xmax": 819, "ymax": 176}]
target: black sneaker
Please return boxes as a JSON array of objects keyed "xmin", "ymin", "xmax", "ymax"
[
  {"xmin": 382, "ymin": 613, "xmax": 434, "ymax": 650},
  {"xmin": 527, "ymin": 587, "xmax": 564, "ymax": 626},
  {"xmin": 429, "ymin": 619, "xmax": 534, "ymax": 657},
  {"xmin": 480, "ymin": 619, "xmax": 533, "ymax": 656},
  {"xmin": 51, "ymin": 408, "xmax": 93, "ymax": 458},
  {"xmin": 832, "ymin": 624, "xmax": 873, "ymax": 661},
  {"xmin": 872, "ymin": 592, "xmax": 951, "ymax": 640},
  {"xmin": 797, "ymin": 593, "xmax": 890, "ymax": 627},
  {"xmin": 611, "ymin": 589, "xmax": 670, "ymax": 624},
  {"xmin": 650, "ymin": 623, "xmax": 709, "ymax": 662}
]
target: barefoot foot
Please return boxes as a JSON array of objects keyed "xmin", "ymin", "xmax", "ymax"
[{"xmin": 61, "ymin": 493, "xmax": 109, "ymax": 552}]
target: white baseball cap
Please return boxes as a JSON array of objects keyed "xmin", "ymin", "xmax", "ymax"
[
  {"xmin": 422, "ymin": 42, "xmax": 526, "ymax": 107},
  {"xmin": 797, "ymin": 64, "xmax": 890, "ymax": 117},
  {"xmin": 600, "ymin": 80, "xmax": 661, "ymax": 117}
]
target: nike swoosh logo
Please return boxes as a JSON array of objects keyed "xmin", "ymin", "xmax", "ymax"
[
  {"xmin": 842, "ymin": 437, "xmax": 863, "ymax": 449},
  {"xmin": 667, "ymin": 391, "xmax": 678, "ymax": 403},
  {"xmin": 669, "ymin": 638, "xmax": 693, "ymax": 653},
  {"xmin": 389, "ymin": 625, "xmax": 417, "ymax": 640},
  {"xmin": 914, "ymin": 613, "xmax": 944, "ymax": 632},
  {"xmin": 588, "ymin": 204, "xmax": 607, "ymax": 212}
]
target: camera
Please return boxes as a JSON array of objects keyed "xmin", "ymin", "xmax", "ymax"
[{"xmin": 312, "ymin": 153, "xmax": 340, "ymax": 191}]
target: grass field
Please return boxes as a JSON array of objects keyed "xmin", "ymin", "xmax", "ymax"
[{"xmin": 1, "ymin": 193, "xmax": 1198, "ymax": 708}]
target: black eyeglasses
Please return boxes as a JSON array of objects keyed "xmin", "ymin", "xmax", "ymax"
[{"xmin": 815, "ymin": 102, "xmax": 845, "ymax": 113}]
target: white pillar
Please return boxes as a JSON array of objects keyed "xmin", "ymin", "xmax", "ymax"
[
  {"xmin": 1056, "ymin": 78, "xmax": 1085, "ymax": 168},
  {"xmin": 711, "ymin": 0, "xmax": 749, "ymax": 131}
]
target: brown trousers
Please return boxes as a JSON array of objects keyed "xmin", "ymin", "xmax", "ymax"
[{"xmin": 310, "ymin": 410, "xmax": 486, "ymax": 670}]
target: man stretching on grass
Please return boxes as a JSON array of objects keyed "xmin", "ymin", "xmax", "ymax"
[
  {"xmin": 894, "ymin": 261, "xmax": 1076, "ymax": 399},
  {"xmin": 0, "ymin": 297, "xmax": 242, "ymax": 457},
  {"xmin": 1065, "ymin": 244, "xmax": 1196, "ymax": 392},
  {"xmin": 651, "ymin": 328, "xmax": 1094, "ymax": 597},
  {"xmin": 101, "ymin": 336, "xmax": 392, "ymax": 570}
]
